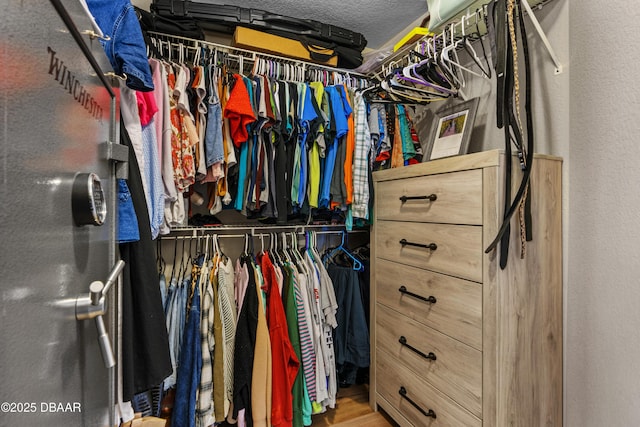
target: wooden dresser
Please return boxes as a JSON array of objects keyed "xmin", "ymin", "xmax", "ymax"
[{"xmin": 370, "ymin": 150, "xmax": 562, "ymax": 426}]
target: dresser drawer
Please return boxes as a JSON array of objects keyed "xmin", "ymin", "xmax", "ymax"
[
  {"xmin": 376, "ymin": 221, "xmax": 483, "ymax": 282},
  {"xmin": 376, "ymin": 304, "xmax": 482, "ymax": 417},
  {"xmin": 375, "ymin": 258, "xmax": 482, "ymax": 350},
  {"xmin": 376, "ymin": 169, "xmax": 482, "ymax": 225},
  {"xmin": 376, "ymin": 349, "xmax": 481, "ymax": 427}
]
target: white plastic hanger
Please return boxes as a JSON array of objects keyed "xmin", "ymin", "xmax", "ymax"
[{"xmin": 441, "ymin": 15, "xmax": 489, "ymax": 80}]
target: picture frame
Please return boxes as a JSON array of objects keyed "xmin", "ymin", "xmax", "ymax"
[{"xmin": 423, "ymin": 97, "xmax": 479, "ymax": 161}]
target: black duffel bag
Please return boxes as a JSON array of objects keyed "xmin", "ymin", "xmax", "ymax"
[
  {"xmin": 150, "ymin": 1, "xmax": 367, "ymax": 52},
  {"xmin": 135, "ymin": 6, "xmax": 205, "ymax": 40}
]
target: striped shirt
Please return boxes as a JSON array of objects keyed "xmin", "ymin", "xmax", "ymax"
[
  {"xmin": 196, "ymin": 262, "xmax": 215, "ymax": 427},
  {"xmin": 217, "ymin": 258, "xmax": 237, "ymax": 420},
  {"xmin": 295, "ymin": 270, "xmax": 317, "ymax": 403}
]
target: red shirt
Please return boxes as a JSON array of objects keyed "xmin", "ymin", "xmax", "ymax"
[{"xmin": 260, "ymin": 253, "xmax": 300, "ymax": 427}]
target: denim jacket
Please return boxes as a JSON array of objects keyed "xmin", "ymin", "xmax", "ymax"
[{"xmin": 86, "ymin": 0, "xmax": 154, "ymax": 92}]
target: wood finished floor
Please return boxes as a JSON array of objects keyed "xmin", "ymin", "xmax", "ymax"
[{"xmin": 312, "ymin": 384, "xmax": 397, "ymax": 426}]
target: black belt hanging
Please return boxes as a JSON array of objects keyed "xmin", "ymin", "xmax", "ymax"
[
  {"xmin": 490, "ymin": 0, "xmax": 507, "ymax": 130},
  {"xmin": 485, "ymin": 0, "xmax": 535, "ymax": 268}
]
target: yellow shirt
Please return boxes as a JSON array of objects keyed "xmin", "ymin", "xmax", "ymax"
[{"xmin": 308, "ymin": 82, "xmax": 326, "ymax": 208}]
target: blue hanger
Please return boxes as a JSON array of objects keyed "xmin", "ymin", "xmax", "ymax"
[{"xmin": 327, "ymin": 231, "xmax": 363, "ymax": 272}]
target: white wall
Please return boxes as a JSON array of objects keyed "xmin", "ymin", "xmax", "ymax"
[{"xmin": 568, "ymin": 1, "xmax": 640, "ymax": 425}]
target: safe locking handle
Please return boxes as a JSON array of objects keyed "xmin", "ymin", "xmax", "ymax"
[
  {"xmin": 101, "ymin": 260, "xmax": 125, "ymax": 299},
  {"xmin": 76, "ymin": 260, "xmax": 125, "ymax": 369}
]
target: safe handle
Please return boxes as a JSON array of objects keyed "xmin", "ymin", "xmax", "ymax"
[
  {"xmin": 101, "ymin": 260, "xmax": 125, "ymax": 298},
  {"xmin": 76, "ymin": 260, "xmax": 124, "ymax": 368}
]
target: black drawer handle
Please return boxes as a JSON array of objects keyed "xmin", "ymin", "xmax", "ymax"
[
  {"xmin": 399, "ymin": 194, "xmax": 438, "ymax": 203},
  {"xmin": 399, "ymin": 239, "xmax": 437, "ymax": 251},
  {"xmin": 399, "ymin": 336, "xmax": 437, "ymax": 361},
  {"xmin": 399, "ymin": 386, "xmax": 437, "ymax": 419},
  {"xmin": 398, "ymin": 286, "xmax": 437, "ymax": 304}
]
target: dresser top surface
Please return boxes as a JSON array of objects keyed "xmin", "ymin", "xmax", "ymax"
[{"xmin": 373, "ymin": 149, "xmax": 562, "ymax": 182}]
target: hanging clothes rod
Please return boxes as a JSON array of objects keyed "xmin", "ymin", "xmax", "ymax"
[
  {"xmin": 160, "ymin": 229, "xmax": 369, "ymax": 240},
  {"xmin": 167, "ymin": 224, "xmax": 369, "ymax": 237},
  {"xmin": 147, "ymin": 31, "xmax": 369, "ymax": 79}
]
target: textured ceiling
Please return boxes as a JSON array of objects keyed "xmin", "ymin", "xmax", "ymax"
[{"xmin": 211, "ymin": 0, "xmax": 429, "ymax": 49}]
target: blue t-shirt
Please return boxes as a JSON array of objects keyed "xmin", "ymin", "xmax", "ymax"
[
  {"xmin": 319, "ymin": 86, "xmax": 350, "ymax": 207},
  {"xmin": 297, "ymin": 84, "xmax": 318, "ymax": 206}
]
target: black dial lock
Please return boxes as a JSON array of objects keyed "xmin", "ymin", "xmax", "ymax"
[{"xmin": 72, "ymin": 173, "xmax": 107, "ymax": 226}]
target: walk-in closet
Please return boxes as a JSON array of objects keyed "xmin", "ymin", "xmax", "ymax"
[{"xmin": 10, "ymin": 0, "xmax": 640, "ymax": 426}]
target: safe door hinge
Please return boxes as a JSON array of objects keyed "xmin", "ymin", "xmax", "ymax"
[{"xmin": 99, "ymin": 141, "xmax": 129, "ymax": 179}]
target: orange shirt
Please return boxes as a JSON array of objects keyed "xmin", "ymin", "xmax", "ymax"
[
  {"xmin": 390, "ymin": 111, "xmax": 404, "ymax": 168},
  {"xmin": 342, "ymin": 84, "xmax": 355, "ymax": 205}
]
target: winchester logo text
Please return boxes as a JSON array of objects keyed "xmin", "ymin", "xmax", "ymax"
[{"xmin": 47, "ymin": 46, "xmax": 103, "ymax": 121}]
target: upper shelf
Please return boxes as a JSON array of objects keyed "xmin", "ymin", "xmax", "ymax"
[{"xmin": 376, "ymin": 0, "xmax": 561, "ymax": 79}]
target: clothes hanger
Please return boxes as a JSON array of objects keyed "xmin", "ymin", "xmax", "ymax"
[
  {"xmin": 417, "ymin": 37, "xmax": 458, "ymax": 90},
  {"xmin": 280, "ymin": 232, "xmax": 292, "ymax": 264},
  {"xmin": 464, "ymin": 10, "xmax": 492, "ymax": 79},
  {"xmin": 186, "ymin": 235, "xmax": 202, "ymax": 311},
  {"xmin": 291, "ymin": 231, "xmax": 310, "ymax": 275},
  {"xmin": 288, "ymin": 232, "xmax": 299, "ymax": 263},
  {"xmin": 243, "ymin": 233, "xmax": 250, "ymax": 258},
  {"xmin": 198, "ymin": 235, "xmax": 209, "ymax": 296},
  {"xmin": 177, "ymin": 238, "xmax": 187, "ymax": 283},
  {"xmin": 215, "ymin": 234, "xmax": 227, "ymax": 264},
  {"xmin": 308, "ymin": 231, "xmax": 323, "ymax": 265},
  {"xmin": 383, "ymin": 73, "xmax": 450, "ymax": 103},
  {"xmin": 442, "ymin": 15, "xmax": 490, "ymax": 81},
  {"xmin": 157, "ymin": 239, "xmax": 166, "ymax": 276},
  {"xmin": 259, "ymin": 233, "xmax": 266, "ymax": 257},
  {"xmin": 268, "ymin": 232, "xmax": 279, "ymax": 265},
  {"xmin": 248, "ymin": 232, "xmax": 257, "ymax": 264},
  {"xmin": 396, "ymin": 67, "xmax": 455, "ymax": 97},
  {"xmin": 326, "ymin": 231, "xmax": 363, "ymax": 271},
  {"xmin": 212, "ymin": 234, "xmax": 218, "ymax": 259},
  {"xmin": 439, "ymin": 23, "xmax": 467, "ymax": 88},
  {"xmin": 359, "ymin": 80, "xmax": 412, "ymax": 104},
  {"xmin": 271, "ymin": 232, "xmax": 281, "ymax": 265},
  {"xmin": 170, "ymin": 237, "xmax": 179, "ymax": 282},
  {"xmin": 185, "ymin": 235, "xmax": 196, "ymax": 272},
  {"xmin": 398, "ymin": 49, "xmax": 456, "ymax": 97}
]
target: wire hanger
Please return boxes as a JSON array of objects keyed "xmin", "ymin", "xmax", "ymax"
[{"xmin": 157, "ymin": 239, "xmax": 166, "ymax": 276}]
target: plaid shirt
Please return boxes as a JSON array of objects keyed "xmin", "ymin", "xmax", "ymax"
[{"xmin": 352, "ymin": 92, "xmax": 372, "ymax": 219}]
